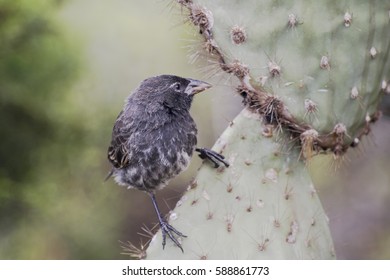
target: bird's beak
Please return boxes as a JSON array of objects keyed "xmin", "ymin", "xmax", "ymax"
[{"xmin": 185, "ymin": 79, "xmax": 212, "ymax": 96}]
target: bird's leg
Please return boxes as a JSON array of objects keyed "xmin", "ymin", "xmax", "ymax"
[
  {"xmin": 148, "ymin": 192, "xmax": 186, "ymax": 252},
  {"xmin": 195, "ymin": 147, "xmax": 230, "ymax": 168}
]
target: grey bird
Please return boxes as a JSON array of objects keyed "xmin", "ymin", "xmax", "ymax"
[{"xmin": 106, "ymin": 75, "xmax": 229, "ymax": 252}]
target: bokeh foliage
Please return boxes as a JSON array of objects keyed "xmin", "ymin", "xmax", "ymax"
[
  {"xmin": 0, "ymin": 0, "xmax": 76, "ymax": 180},
  {"xmin": 0, "ymin": 0, "xmax": 88, "ymax": 258}
]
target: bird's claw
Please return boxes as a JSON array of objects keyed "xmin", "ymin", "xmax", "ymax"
[
  {"xmin": 160, "ymin": 220, "xmax": 187, "ymax": 252},
  {"xmin": 149, "ymin": 192, "xmax": 186, "ymax": 252},
  {"xmin": 196, "ymin": 147, "xmax": 229, "ymax": 168}
]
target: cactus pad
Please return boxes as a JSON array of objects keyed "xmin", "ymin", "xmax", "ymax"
[
  {"xmin": 179, "ymin": 0, "xmax": 390, "ymax": 158},
  {"xmin": 146, "ymin": 109, "xmax": 335, "ymax": 259}
]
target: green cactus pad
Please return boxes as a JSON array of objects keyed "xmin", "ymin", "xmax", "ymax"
[
  {"xmin": 179, "ymin": 0, "xmax": 390, "ymax": 157},
  {"xmin": 146, "ymin": 109, "xmax": 335, "ymax": 259}
]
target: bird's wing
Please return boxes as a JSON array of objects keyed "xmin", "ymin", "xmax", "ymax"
[{"xmin": 107, "ymin": 110, "xmax": 133, "ymax": 169}]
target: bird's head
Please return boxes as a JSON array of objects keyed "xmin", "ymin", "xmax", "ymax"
[{"xmin": 130, "ymin": 75, "xmax": 212, "ymax": 113}]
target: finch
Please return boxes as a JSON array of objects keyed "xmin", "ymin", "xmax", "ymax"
[{"xmin": 106, "ymin": 75, "xmax": 228, "ymax": 251}]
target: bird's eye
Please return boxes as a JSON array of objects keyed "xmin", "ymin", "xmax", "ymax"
[{"xmin": 174, "ymin": 83, "xmax": 181, "ymax": 91}]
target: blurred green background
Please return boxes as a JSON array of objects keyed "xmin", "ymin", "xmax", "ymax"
[{"xmin": 0, "ymin": 0, "xmax": 389, "ymax": 259}]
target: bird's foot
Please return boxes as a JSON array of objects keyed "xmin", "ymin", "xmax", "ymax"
[
  {"xmin": 196, "ymin": 147, "xmax": 230, "ymax": 168},
  {"xmin": 149, "ymin": 192, "xmax": 187, "ymax": 252},
  {"xmin": 159, "ymin": 219, "xmax": 187, "ymax": 252}
]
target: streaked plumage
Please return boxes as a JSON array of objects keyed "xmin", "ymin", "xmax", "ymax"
[{"xmin": 106, "ymin": 75, "xmax": 212, "ymax": 251}]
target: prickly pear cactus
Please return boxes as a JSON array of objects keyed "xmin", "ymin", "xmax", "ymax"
[
  {"xmin": 142, "ymin": 0, "xmax": 390, "ymax": 259},
  {"xmin": 180, "ymin": 0, "xmax": 390, "ymax": 157},
  {"xmin": 146, "ymin": 109, "xmax": 335, "ymax": 259}
]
